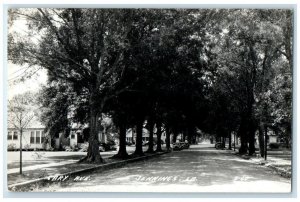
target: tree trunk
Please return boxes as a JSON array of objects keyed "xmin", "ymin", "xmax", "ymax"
[
  {"xmin": 238, "ymin": 119, "xmax": 248, "ymax": 154},
  {"xmin": 286, "ymin": 124, "xmax": 292, "ymax": 149},
  {"xmin": 233, "ymin": 131, "xmax": 237, "ymax": 151},
  {"xmin": 183, "ymin": 128, "xmax": 187, "ymax": 142},
  {"xmin": 283, "ymin": 10, "xmax": 293, "ymax": 72},
  {"xmin": 228, "ymin": 131, "xmax": 232, "ymax": 150},
  {"xmin": 146, "ymin": 118, "xmax": 155, "ymax": 153},
  {"xmin": 132, "ymin": 127, "xmax": 135, "ymax": 144},
  {"xmin": 248, "ymin": 131, "xmax": 256, "ymax": 156},
  {"xmin": 113, "ymin": 123, "xmax": 129, "ymax": 159},
  {"xmin": 80, "ymin": 107, "xmax": 103, "ymax": 163},
  {"xmin": 133, "ymin": 120, "xmax": 144, "ymax": 156},
  {"xmin": 248, "ymin": 120, "xmax": 256, "ymax": 155},
  {"xmin": 239, "ymin": 138, "xmax": 248, "ymax": 154},
  {"xmin": 172, "ymin": 133, "xmax": 178, "ymax": 143},
  {"xmin": 264, "ymin": 125, "xmax": 268, "ymax": 160},
  {"xmin": 222, "ymin": 137, "xmax": 226, "ymax": 148},
  {"xmin": 258, "ymin": 123, "xmax": 265, "ymax": 157},
  {"xmin": 165, "ymin": 126, "xmax": 171, "ymax": 151},
  {"xmin": 187, "ymin": 126, "xmax": 193, "ymax": 144},
  {"xmin": 156, "ymin": 121, "xmax": 163, "ymax": 152}
]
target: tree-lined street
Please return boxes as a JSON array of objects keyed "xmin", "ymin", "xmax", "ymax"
[{"xmin": 7, "ymin": 8, "xmax": 293, "ymax": 193}]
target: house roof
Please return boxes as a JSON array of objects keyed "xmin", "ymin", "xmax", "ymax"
[{"xmin": 7, "ymin": 116, "xmax": 45, "ymax": 129}]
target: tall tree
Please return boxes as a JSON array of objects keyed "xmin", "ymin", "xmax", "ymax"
[
  {"xmin": 8, "ymin": 92, "xmax": 36, "ymax": 174},
  {"xmin": 211, "ymin": 9, "xmax": 292, "ymax": 155},
  {"xmin": 9, "ymin": 9, "xmax": 135, "ymax": 163}
]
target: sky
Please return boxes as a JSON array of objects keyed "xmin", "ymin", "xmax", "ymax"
[
  {"xmin": 7, "ymin": 9, "xmax": 48, "ymax": 99},
  {"xmin": 7, "ymin": 63, "xmax": 48, "ymax": 99}
]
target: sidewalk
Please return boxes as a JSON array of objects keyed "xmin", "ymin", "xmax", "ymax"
[
  {"xmin": 234, "ymin": 149, "xmax": 292, "ymax": 178},
  {"xmin": 7, "ymin": 160, "xmax": 78, "ymax": 175},
  {"xmin": 7, "ymin": 146, "xmax": 166, "ymax": 187},
  {"xmin": 7, "ymin": 157, "xmax": 110, "ymax": 186},
  {"xmin": 8, "ymin": 151, "xmax": 169, "ymax": 192}
]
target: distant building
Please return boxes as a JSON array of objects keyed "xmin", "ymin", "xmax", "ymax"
[
  {"xmin": 8, "ymin": 116, "xmax": 173, "ymax": 151},
  {"xmin": 7, "ymin": 119, "xmax": 50, "ymax": 151},
  {"xmin": 267, "ymin": 130, "xmax": 279, "ymax": 144},
  {"xmin": 126, "ymin": 127, "xmax": 167, "ymax": 144}
]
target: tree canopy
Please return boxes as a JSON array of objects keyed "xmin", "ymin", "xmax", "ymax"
[{"xmin": 8, "ymin": 8, "xmax": 293, "ymax": 161}]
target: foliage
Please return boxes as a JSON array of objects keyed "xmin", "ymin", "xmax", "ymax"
[
  {"xmin": 8, "ymin": 91, "xmax": 37, "ymax": 131},
  {"xmin": 8, "ymin": 8, "xmax": 293, "ymax": 159}
]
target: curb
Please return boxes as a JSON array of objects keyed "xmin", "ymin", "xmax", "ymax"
[{"xmin": 8, "ymin": 151, "xmax": 169, "ymax": 192}]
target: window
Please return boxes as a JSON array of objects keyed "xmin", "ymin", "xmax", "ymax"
[
  {"xmin": 36, "ymin": 131, "xmax": 41, "ymax": 143},
  {"xmin": 30, "ymin": 131, "xmax": 35, "ymax": 144},
  {"xmin": 13, "ymin": 131, "xmax": 18, "ymax": 140},
  {"xmin": 41, "ymin": 131, "xmax": 45, "ymax": 143},
  {"xmin": 71, "ymin": 133, "xmax": 75, "ymax": 139},
  {"xmin": 77, "ymin": 133, "xmax": 84, "ymax": 143},
  {"xmin": 8, "ymin": 132, "xmax": 12, "ymax": 140}
]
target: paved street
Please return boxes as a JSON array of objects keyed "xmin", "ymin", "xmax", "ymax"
[{"xmin": 36, "ymin": 144, "xmax": 291, "ymax": 193}]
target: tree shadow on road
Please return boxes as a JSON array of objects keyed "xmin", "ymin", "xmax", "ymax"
[{"xmin": 33, "ymin": 148, "xmax": 291, "ymax": 192}]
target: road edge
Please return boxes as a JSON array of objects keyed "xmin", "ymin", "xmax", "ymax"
[
  {"xmin": 232, "ymin": 151, "xmax": 291, "ymax": 179},
  {"xmin": 8, "ymin": 151, "xmax": 169, "ymax": 192}
]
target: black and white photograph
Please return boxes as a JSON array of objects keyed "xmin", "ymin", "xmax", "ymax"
[{"xmin": 5, "ymin": 5, "xmax": 294, "ymax": 194}]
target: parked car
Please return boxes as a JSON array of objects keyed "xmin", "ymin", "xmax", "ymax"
[
  {"xmin": 181, "ymin": 142, "xmax": 190, "ymax": 149},
  {"xmin": 176, "ymin": 142, "xmax": 189, "ymax": 149},
  {"xmin": 215, "ymin": 142, "xmax": 225, "ymax": 149},
  {"xmin": 63, "ymin": 146, "xmax": 73, "ymax": 152},
  {"xmin": 172, "ymin": 142, "xmax": 183, "ymax": 151},
  {"xmin": 126, "ymin": 141, "xmax": 134, "ymax": 146},
  {"xmin": 107, "ymin": 140, "xmax": 117, "ymax": 151},
  {"xmin": 99, "ymin": 141, "xmax": 117, "ymax": 151}
]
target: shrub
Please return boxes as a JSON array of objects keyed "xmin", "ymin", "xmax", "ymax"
[
  {"xmin": 269, "ymin": 143, "xmax": 280, "ymax": 149},
  {"xmin": 8, "ymin": 143, "xmax": 17, "ymax": 151},
  {"xmin": 23, "ymin": 144, "xmax": 31, "ymax": 151},
  {"xmin": 46, "ymin": 147, "xmax": 55, "ymax": 151},
  {"xmin": 78, "ymin": 142, "xmax": 89, "ymax": 152}
]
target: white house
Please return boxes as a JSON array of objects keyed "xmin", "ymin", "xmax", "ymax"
[
  {"xmin": 267, "ymin": 130, "xmax": 279, "ymax": 143},
  {"xmin": 126, "ymin": 127, "xmax": 167, "ymax": 144},
  {"xmin": 7, "ymin": 119, "xmax": 49, "ymax": 150}
]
